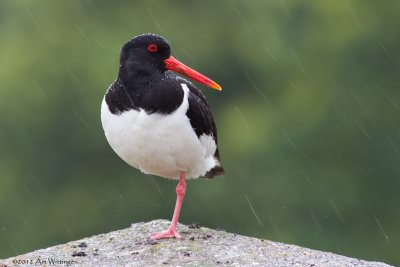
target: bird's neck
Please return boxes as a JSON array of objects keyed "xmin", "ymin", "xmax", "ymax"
[
  {"xmin": 105, "ymin": 71, "xmax": 184, "ymax": 116},
  {"xmin": 118, "ymin": 58, "xmax": 166, "ymax": 88}
]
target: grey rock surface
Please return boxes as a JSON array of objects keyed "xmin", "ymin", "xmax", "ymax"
[{"xmin": 1, "ymin": 219, "xmax": 392, "ymax": 267}]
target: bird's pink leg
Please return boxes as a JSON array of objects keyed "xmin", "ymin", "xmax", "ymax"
[{"xmin": 150, "ymin": 172, "xmax": 186, "ymax": 240}]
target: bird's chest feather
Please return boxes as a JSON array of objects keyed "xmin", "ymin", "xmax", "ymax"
[{"xmin": 101, "ymin": 84, "xmax": 209, "ymax": 179}]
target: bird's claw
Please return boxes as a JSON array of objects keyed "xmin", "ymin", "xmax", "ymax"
[{"xmin": 150, "ymin": 228, "xmax": 181, "ymax": 240}]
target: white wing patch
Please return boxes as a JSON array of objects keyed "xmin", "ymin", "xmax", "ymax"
[{"xmin": 199, "ymin": 134, "xmax": 218, "ymax": 173}]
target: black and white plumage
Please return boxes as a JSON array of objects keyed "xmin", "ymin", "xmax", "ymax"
[{"xmin": 101, "ymin": 33, "xmax": 224, "ymax": 180}]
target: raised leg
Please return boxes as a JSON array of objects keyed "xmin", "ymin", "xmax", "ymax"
[{"xmin": 150, "ymin": 172, "xmax": 186, "ymax": 240}]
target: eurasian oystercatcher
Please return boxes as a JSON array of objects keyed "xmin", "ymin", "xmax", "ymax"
[{"xmin": 101, "ymin": 33, "xmax": 224, "ymax": 239}]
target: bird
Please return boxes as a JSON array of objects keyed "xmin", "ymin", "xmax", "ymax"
[{"xmin": 101, "ymin": 33, "xmax": 224, "ymax": 240}]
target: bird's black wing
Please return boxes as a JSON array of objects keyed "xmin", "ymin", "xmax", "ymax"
[{"xmin": 185, "ymin": 82, "xmax": 224, "ymax": 178}]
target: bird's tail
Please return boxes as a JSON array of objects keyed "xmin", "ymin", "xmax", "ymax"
[{"xmin": 204, "ymin": 161, "xmax": 224, "ymax": 178}]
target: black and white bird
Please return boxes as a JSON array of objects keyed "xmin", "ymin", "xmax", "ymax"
[{"xmin": 101, "ymin": 34, "xmax": 224, "ymax": 239}]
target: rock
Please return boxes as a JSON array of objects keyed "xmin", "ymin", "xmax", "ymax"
[{"xmin": 0, "ymin": 219, "xmax": 392, "ymax": 266}]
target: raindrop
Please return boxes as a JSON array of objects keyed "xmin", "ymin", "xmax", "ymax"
[
  {"xmin": 227, "ymin": 0, "xmax": 251, "ymax": 34},
  {"xmin": 281, "ymin": 129, "xmax": 296, "ymax": 150},
  {"xmin": 329, "ymin": 197, "xmax": 344, "ymax": 223},
  {"xmin": 22, "ymin": 183, "xmax": 35, "ymax": 201},
  {"xmin": 181, "ymin": 48, "xmax": 194, "ymax": 62},
  {"xmin": 74, "ymin": 22, "xmax": 91, "ymax": 42},
  {"xmin": 290, "ymin": 47, "xmax": 315, "ymax": 84},
  {"xmin": 355, "ymin": 120, "xmax": 372, "ymax": 141},
  {"xmin": 33, "ymin": 81, "xmax": 47, "ymax": 99},
  {"xmin": 349, "ymin": 90, "xmax": 365, "ymax": 111},
  {"xmin": 264, "ymin": 44, "xmax": 277, "ymax": 61},
  {"xmin": 234, "ymin": 106, "xmax": 251, "ymax": 132},
  {"xmin": 25, "ymin": 7, "xmax": 57, "ymax": 44},
  {"xmin": 336, "ymin": 245, "xmax": 344, "ymax": 255},
  {"xmin": 378, "ymin": 41, "xmax": 400, "ymax": 67},
  {"xmin": 10, "ymin": 243, "xmax": 18, "ymax": 255},
  {"xmin": 374, "ymin": 217, "xmax": 390, "ymax": 243},
  {"xmin": 65, "ymin": 66, "xmax": 80, "ymax": 84},
  {"xmin": 243, "ymin": 70, "xmax": 270, "ymax": 105},
  {"xmin": 307, "ymin": 206, "xmax": 323, "ymax": 233},
  {"xmin": 269, "ymin": 218, "xmax": 282, "ymax": 239},
  {"xmin": 73, "ymin": 109, "xmax": 98, "ymax": 136},
  {"xmin": 373, "ymin": 83, "xmax": 399, "ymax": 110},
  {"xmin": 64, "ymin": 224, "xmax": 74, "ymax": 239},
  {"xmin": 279, "ymin": 0, "xmax": 292, "ymax": 20},
  {"xmin": 25, "ymin": 7, "xmax": 40, "ymax": 30},
  {"xmin": 93, "ymin": 36, "xmax": 105, "ymax": 49},
  {"xmin": 147, "ymin": 8, "xmax": 163, "ymax": 32},
  {"xmin": 378, "ymin": 41, "xmax": 394, "ymax": 60},
  {"xmin": 344, "ymin": 1, "xmax": 362, "ymax": 27},
  {"xmin": 244, "ymin": 194, "xmax": 263, "ymax": 226},
  {"xmin": 288, "ymin": 81, "xmax": 302, "ymax": 92},
  {"xmin": 149, "ymin": 175, "xmax": 163, "ymax": 195},
  {"xmin": 299, "ymin": 169, "xmax": 313, "ymax": 185},
  {"xmin": 384, "ymin": 93, "xmax": 400, "ymax": 110},
  {"xmin": 18, "ymin": 213, "xmax": 29, "ymax": 226},
  {"xmin": 119, "ymin": 81, "xmax": 136, "ymax": 108},
  {"xmin": 385, "ymin": 134, "xmax": 400, "ymax": 154}
]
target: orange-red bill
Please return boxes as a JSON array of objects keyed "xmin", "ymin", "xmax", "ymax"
[{"xmin": 164, "ymin": 56, "xmax": 222, "ymax": 91}]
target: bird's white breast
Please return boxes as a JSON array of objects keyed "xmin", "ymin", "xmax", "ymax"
[{"xmin": 101, "ymin": 84, "xmax": 217, "ymax": 179}]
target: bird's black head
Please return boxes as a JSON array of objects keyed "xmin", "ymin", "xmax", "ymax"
[
  {"xmin": 118, "ymin": 33, "xmax": 222, "ymax": 90},
  {"xmin": 119, "ymin": 33, "xmax": 171, "ymax": 79}
]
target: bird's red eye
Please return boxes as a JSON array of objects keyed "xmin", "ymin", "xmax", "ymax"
[{"xmin": 147, "ymin": 44, "xmax": 158, "ymax": 52}]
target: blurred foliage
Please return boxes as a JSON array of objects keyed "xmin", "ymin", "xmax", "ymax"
[{"xmin": 1, "ymin": 0, "xmax": 400, "ymax": 265}]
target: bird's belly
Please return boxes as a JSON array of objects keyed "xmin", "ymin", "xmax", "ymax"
[{"xmin": 101, "ymin": 98, "xmax": 210, "ymax": 179}]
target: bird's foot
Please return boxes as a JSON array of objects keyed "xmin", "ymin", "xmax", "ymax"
[{"xmin": 150, "ymin": 228, "xmax": 181, "ymax": 240}]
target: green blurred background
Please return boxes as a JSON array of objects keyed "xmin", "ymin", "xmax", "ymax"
[{"xmin": 1, "ymin": 0, "xmax": 399, "ymax": 265}]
